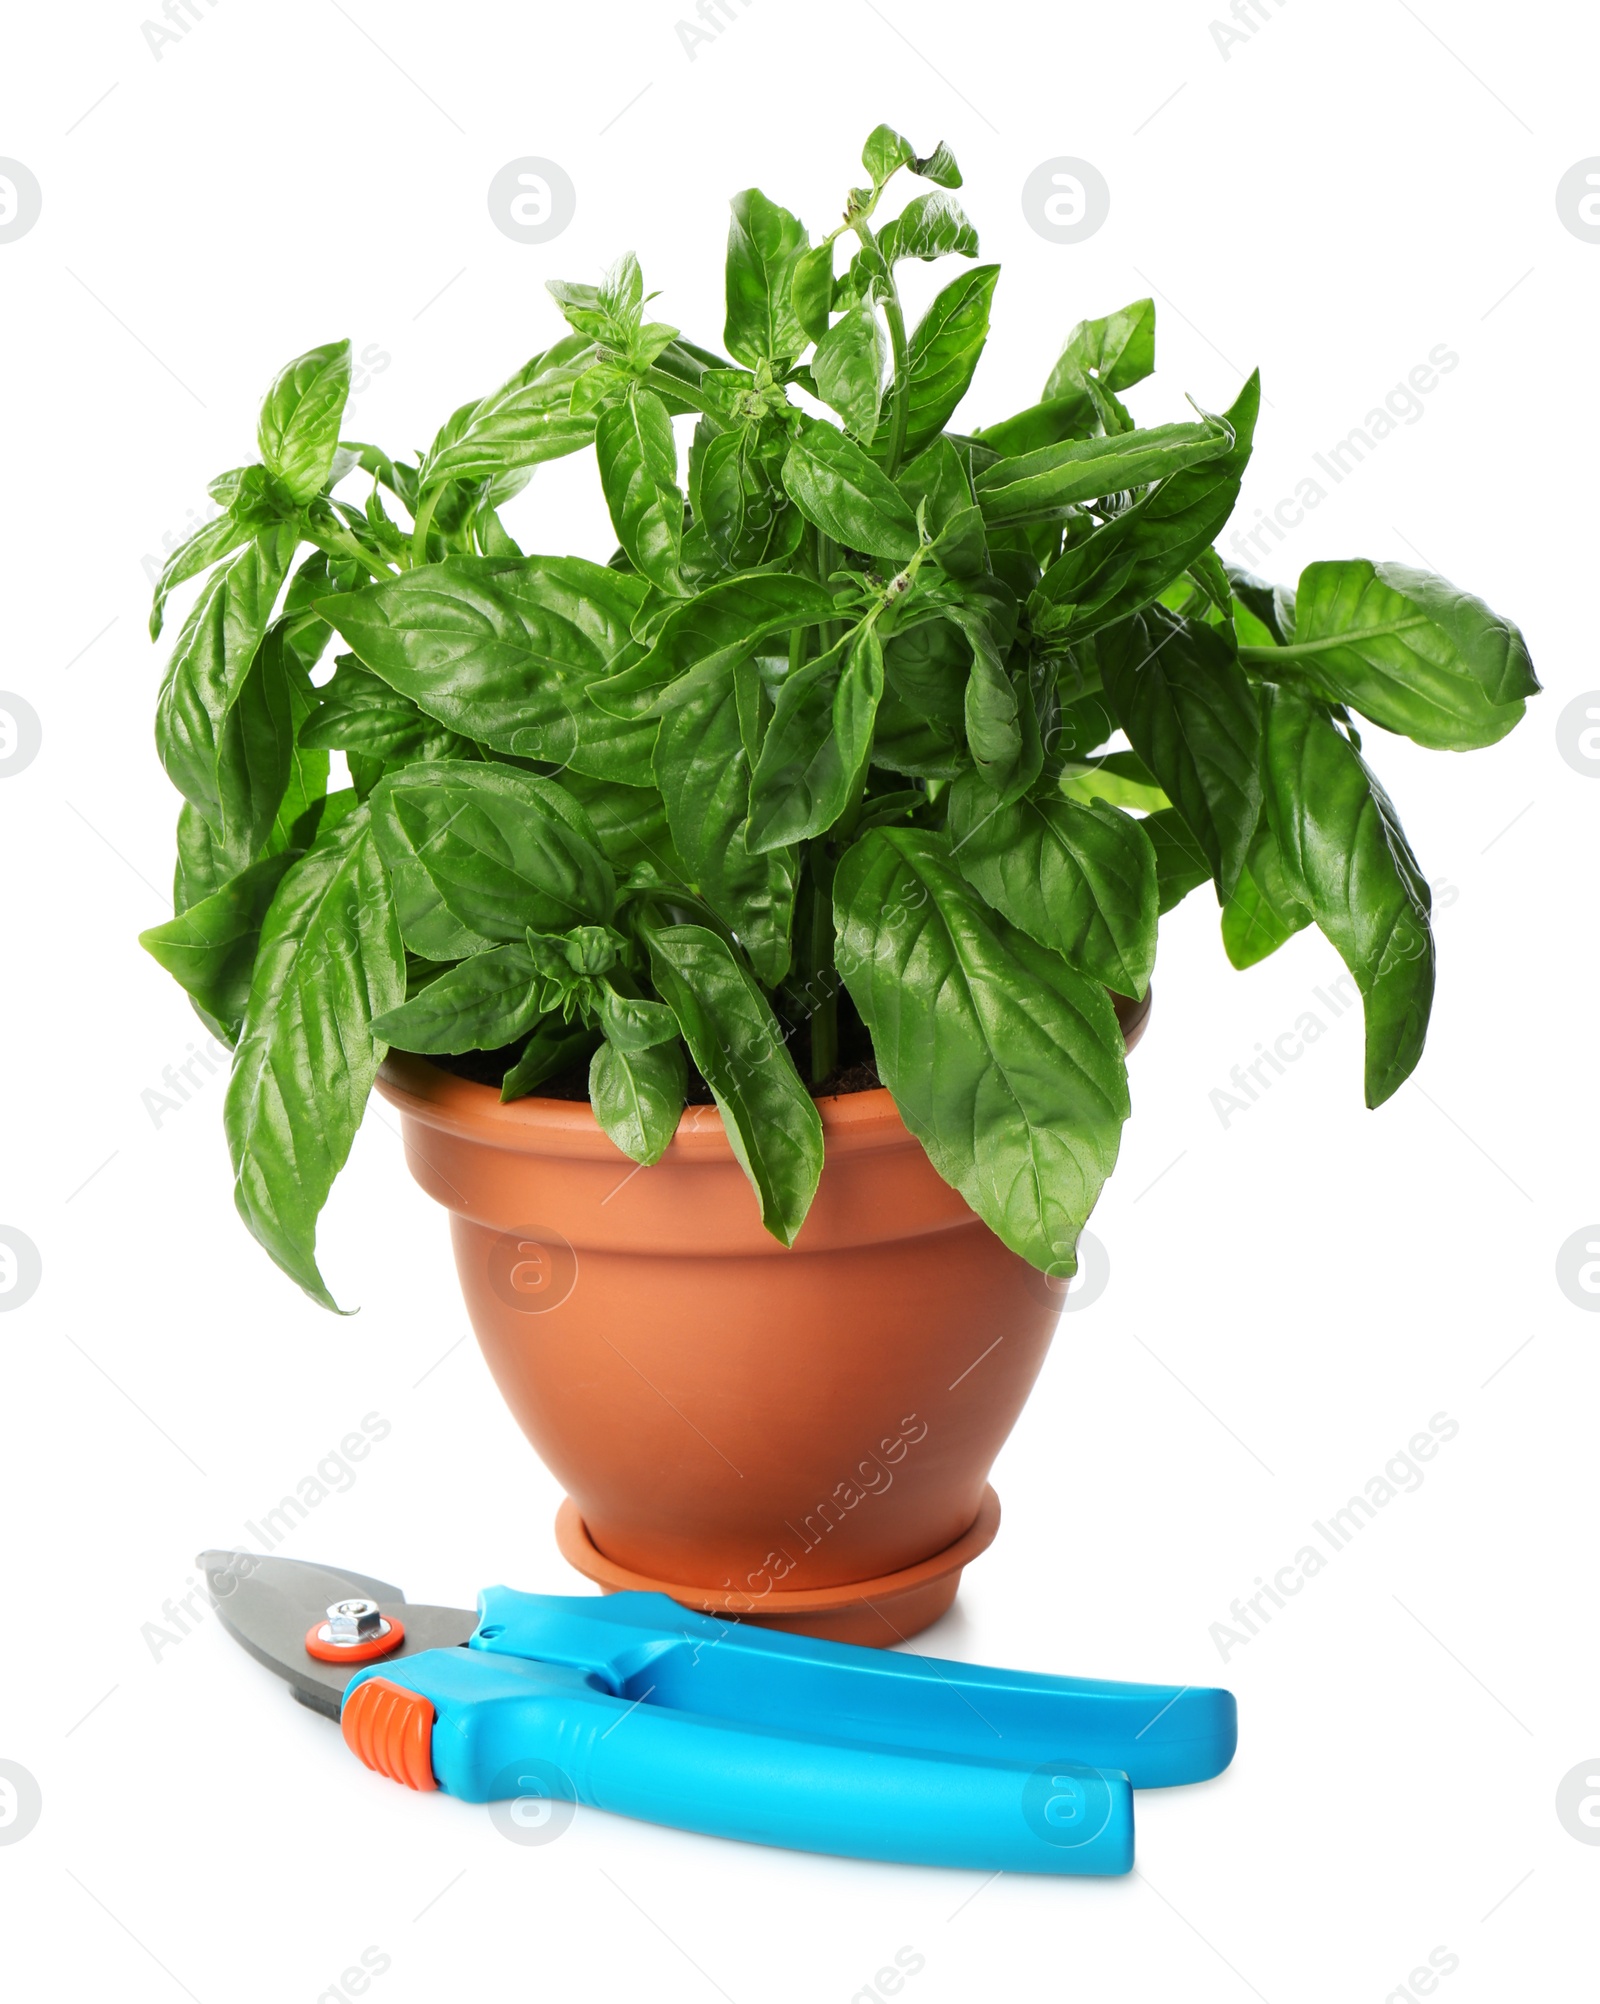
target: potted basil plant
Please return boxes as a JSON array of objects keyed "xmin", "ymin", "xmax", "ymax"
[{"xmin": 141, "ymin": 125, "xmax": 1536, "ymax": 1642}]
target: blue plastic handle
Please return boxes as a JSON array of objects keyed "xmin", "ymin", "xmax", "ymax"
[{"xmin": 344, "ymin": 1589, "xmax": 1236, "ymax": 1876}]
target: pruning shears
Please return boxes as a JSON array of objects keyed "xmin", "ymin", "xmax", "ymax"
[{"xmin": 201, "ymin": 1549, "xmax": 1235, "ymax": 1876}]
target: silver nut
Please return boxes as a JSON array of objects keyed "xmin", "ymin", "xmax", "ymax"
[{"xmin": 326, "ymin": 1598, "xmax": 384, "ymax": 1643}]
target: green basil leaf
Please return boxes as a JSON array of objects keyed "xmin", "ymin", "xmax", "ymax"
[
  {"xmin": 1260, "ymin": 683, "xmax": 1433, "ymax": 1106},
  {"xmin": 622, "ymin": 319, "xmax": 683, "ymax": 379},
  {"xmin": 216, "ymin": 619, "xmax": 305, "ymax": 867},
  {"xmin": 596, "ymin": 386, "xmax": 686, "ymax": 593},
  {"xmin": 1057, "ymin": 763, "xmax": 1170, "ymax": 815},
  {"xmin": 1098, "ymin": 606, "xmax": 1262, "ymax": 899},
  {"xmin": 319, "ymin": 555, "xmax": 658, "ymax": 784},
  {"xmin": 862, "ymin": 123, "xmax": 915, "ymax": 185},
  {"xmin": 653, "ymin": 668, "xmax": 796, "ymax": 984},
  {"xmin": 590, "ymin": 1037, "xmax": 687, "ymax": 1166},
  {"xmin": 1183, "ymin": 544, "xmax": 1235, "ymax": 621},
  {"xmin": 275, "ymin": 594, "xmax": 333, "ymax": 678},
  {"xmin": 896, "ymin": 435, "xmax": 975, "ymax": 535},
  {"xmin": 545, "ymin": 277, "xmax": 617, "ymax": 346},
  {"xmin": 692, "ymin": 426, "xmax": 800, "ymax": 571},
  {"xmin": 978, "ymin": 522, "xmax": 1044, "ymax": 601},
  {"xmin": 302, "ymin": 784, "xmax": 369, "ymax": 844},
  {"xmin": 282, "ymin": 546, "xmax": 361, "ymax": 625},
  {"xmin": 724, "ymin": 189, "xmax": 809, "ymax": 370},
  {"xmin": 1048, "ymin": 689, "xmax": 1116, "ymax": 764},
  {"xmin": 419, "ymin": 335, "xmax": 597, "ymax": 490},
  {"xmin": 947, "ymin": 776, "xmax": 1158, "ymax": 998},
  {"xmin": 839, "ymin": 238, "xmax": 892, "ymax": 309},
  {"xmin": 1228, "ymin": 565, "xmax": 1296, "ymax": 646},
  {"xmin": 790, "ymin": 242, "xmax": 836, "ymax": 344},
  {"xmin": 731, "ymin": 650, "xmax": 770, "ymax": 767},
  {"xmin": 593, "ymin": 572, "xmax": 836, "ymax": 718},
  {"xmin": 645, "ymin": 339, "xmax": 732, "ymax": 420},
  {"xmin": 684, "ymin": 413, "xmax": 721, "ymax": 508},
  {"xmin": 1220, "ymin": 815, "xmax": 1312, "ymax": 970},
  {"xmin": 139, "ymin": 847, "xmax": 304, "ymax": 1045},
  {"xmin": 472, "ymin": 501, "xmax": 521, "ymax": 560},
  {"xmin": 874, "ymin": 265, "xmax": 999, "ymax": 462},
  {"xmin": 962, "ymin": 630, "xmax": 1023, "ymax": 791},
  {"xmin": 257, "ymin": 340, "xmax": 353, "ymax": 503},
  {"xmin": 602, "ymin": 250, "xmax": 647, "ymax": 330},
  {"xmin": 174, "ymin": 782, "xmax": 355, "ymax": 921},
  {"xmin": 947, "ymin": 592, "xmax": 1033, "ymax": 802},
  {"xmin": 782, "ymin": 417, "xmax": 920, "ymax": 561},
  {"xmin": 299, "ymin": 654, "xmax": 466, "ymax": 759},
  {"xmin": 931, "ymin": 509, "xmax": 987, "ymax": 580},
  {"xmin": 555, "ymin": 772, "xmax": 682, "ymax": 885},
  {"xmin": 205, "ymin": 465, "xmax": 252, "ymax": 508},
  {"xmin": 811, "ymin": 301, "xmax": 885, "ymax": 441},
  {"xmin": 270, "ymin": 626, "xmax": 336, "ymax": 851},
  {"xmin": 873, "ymin": 618, "xmax": 970, "ymax": 777},
  {"xmin": 594, "ymin": 982, "xmax": 679, "ymax": 1052},
  {"xmin": 370, "ymin": 943, "xmax": 544, "ymax": 1053},
  {"xmin": 833, "ymin": 826, "xmax": 1129, "ymax": 1274},
  {"xmin": 344, "ymin": 441, "xmax": 417, "ymax": 515},
  {"xmin": 224, "ymin": 804, "xmax": 404, "ymax": 1308},
  {"xmin": 370, "ymin": 762, "xmax": 615, "ymax": 952},
  {"xmin": 976, "ymin": 417, "xmax": 1232, "ymax": 527},
  {"xmin": 500, "ymin": 1020, "xmax": 599, "ymax": 1101},
  {"xmin": 1032, "ymin": 371, "xmax": 1260, "ymax": 638},
  {"xmin": 525, "ymin": 921, "xmax": 626, "ymax": 984},
  {"xmin": 643, "ymin": 920, "xmax": 822, "ymax": 1244},
  {"xmin": 913, "ymin": 140, "xmax": 962, "ymax": 188},
  {"xmin": 1243, "ymin": 560, "xmax": 1536, "ymax": 750},
  {"xmin": 972, "ymin": 390, "xmax": 1100, "ymax": 459},
  {"xmin": 1140, "ymin": 805, "xmax": 1212, "ymax": 914},
  {"xmin": 748, "ymin": 624, "xmax": 884, "ymax": 851},
  {"xmin": 174, "ymin": 801, "xmax": 232, "ymax": 912},
  {"xmin": 149, "ymin": 514, "xmax": 252, "ymax": 640},
  {"xmin": 1043, "ymin": 298, "xmax": 1156, "ymax": 402},
  {"xmin": 155, "ymin": 527, "xmax": 298, "ymax": 827},
  {"xmin": 881, "ymin": 190, "xmax": 978, "ymax": 264}
]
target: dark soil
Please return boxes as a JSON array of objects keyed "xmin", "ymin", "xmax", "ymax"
[{"xmin": 808, "ymin": 1057, "xmax": 882, "ymax": 1099}]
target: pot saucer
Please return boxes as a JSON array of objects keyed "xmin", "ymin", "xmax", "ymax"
[{"xmin": 555, "ymin": 1487, "xmax": 1001, "ymax": 1648}]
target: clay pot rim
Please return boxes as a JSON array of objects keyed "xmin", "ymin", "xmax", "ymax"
[
  {"xmin": 376, "ymin": 984, "xmax": 1150, "ymax": 1166},
  {"xmin": 377, "ymin": 1049, "xmax": 917, "ymax": 1161}
]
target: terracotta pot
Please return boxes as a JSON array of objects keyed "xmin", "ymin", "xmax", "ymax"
[{"xmin": 377, "ymin": 988, "xmax": 1149, "ymax": 1647}]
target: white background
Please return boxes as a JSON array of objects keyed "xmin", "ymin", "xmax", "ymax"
[{"xmin": 1, "ymin": 2, "xmax": 1595, "ymax": 1998}]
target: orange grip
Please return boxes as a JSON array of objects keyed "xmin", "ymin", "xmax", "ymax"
[{"xmin": 341, "ymin": 1677, "xmax": 437, "ymax": 1791}]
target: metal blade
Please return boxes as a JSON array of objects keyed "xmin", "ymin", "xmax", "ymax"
[{"xmin": 198, "ymin": 1549, "xmax": 477, "ymax": 1721}]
